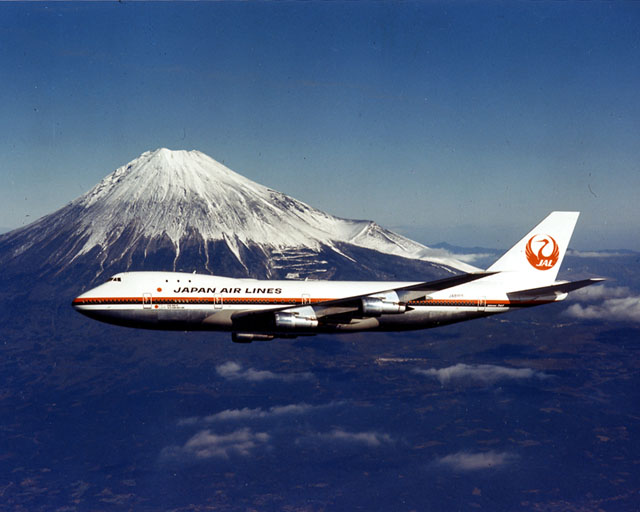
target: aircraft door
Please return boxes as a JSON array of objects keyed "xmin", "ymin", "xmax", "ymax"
[
  {"xmin": 143, "ymin": 293, "xmax": 152, "ymax": 309},
  {"xmin": 214, "ymin": 295, "xmax": 223, "ymax": 310},
  {"xmin": 302, "ymin": 294, "xmax": 310, "ymax": 305},
  {"xmin": 477, "ymin": 296, "xmax": 486, "ymax": 312}
]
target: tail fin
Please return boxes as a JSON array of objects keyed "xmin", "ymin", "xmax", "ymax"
[{"xmin": 487, "ymin": 211, "xmax": 579, "ymax": 286}]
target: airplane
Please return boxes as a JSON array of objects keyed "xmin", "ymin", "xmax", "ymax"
[{"xmin": 72, "ymin": 211, "xmax": 602, "ymax": 342}]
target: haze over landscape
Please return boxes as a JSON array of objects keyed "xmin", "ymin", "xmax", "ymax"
[{"xmin": 1, "ymin": 2, "xmax": 639, "ymax": 511}]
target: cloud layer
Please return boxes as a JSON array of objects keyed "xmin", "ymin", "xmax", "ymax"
[
  {"xmin": 435, "ymin": 450, "xmax": 517, "ymax": 471},
  {"xmin": 565, "ymin": 298, "xmax": 640, "ymax": 322},
  {"xmin": 315, "ymin": 428, "xmax": 393, "ymax": 447},
  {"xmin": 216, "ymin": 361, "xmax": 314, "ymax": 382},
  {"xmin": 161, "ymin": 428, "xmax": 270, "ymax": 461},
  {"xmin": 565, "ymin": 284, "xmax": 640, "ymax": 322},
  {"xmin": 570, "ymin": 284, "xmax": 631, "ymax": 301},
  {"xmin": 413, "ymin": 363, "xmax": 547, "ymax": 385},
  {"xmin": 566, "ymin": 249, "xmax": 628, "ymax": 258},
  {"xmin": 178, "ymin": 402, "xmax": 341, "ymax": 427},
  {"xmin": 166, "ymin": 408, "xmax": 390, "ymax": 464}
]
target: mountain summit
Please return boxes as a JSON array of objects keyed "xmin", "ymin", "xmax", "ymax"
[{"xmin": 0, "ymin": 148, "xmax": 473, "ymax": 286}]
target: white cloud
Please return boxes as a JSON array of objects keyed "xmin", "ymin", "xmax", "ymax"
[
  {"xmin": 177, "ymin": 408, "xmax": 264, "ymax": 426},
  {"xmin": 216, "ymin": 361, "xmax": 314, "ymax": 382},
  {"xmin": 569, "ymin": 284, "xmax": 630, "ymax": 301},
  {"xmin": 308, "ymin": 428, "xmax": 393, "ymax": 447},
  {"xmin": 206, "ymin": 407, "xmax": 270, "ymax": 422},
  {"xmin": 425, "ymin": 247, "xmax": 492, "ymax": 268},
  {"xmin": 269, "ymin": 403, "xmax": 317, "ymax": 415},
  {"xmin": 435, "ymin": 450, "xmax": 517, "ymax": 471},
  {"xmin": 564, "ymin": 284, "xmax": 640, "ymax": 322},
  {"xmin": 566, "ymin": 249, "xmax": 627, "ymax": 258},
  {"xmin": 161, "ymin": 428, "xmax": 269, "ymax": 461},
  {"xmin": 178, "ymin": 401, "xmax": 341, "ymax": 426},
  {"xmin": 565, "ymin": 298, "xmax": 640, "ymax": 322},
  {"xmin": 413, "ymin": 364, "xmax": 547, "ymax": 385},
  {"xmin": 450, "ymin": 252, "xmax": 494, "ymax": 264}
]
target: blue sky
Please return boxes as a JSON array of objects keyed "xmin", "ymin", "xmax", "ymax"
[{"xmin": 1, "ymin": 2, "xmax": 639, "ymax": 249}]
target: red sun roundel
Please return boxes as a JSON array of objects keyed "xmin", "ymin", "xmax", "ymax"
[{"xmin": 525, "ymin": 234, "xmax": 559, "ymax": 271}]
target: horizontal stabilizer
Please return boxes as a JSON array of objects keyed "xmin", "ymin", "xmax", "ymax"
[{"xmin": 507, "ymin": 278, "xmax": 605, "ymax": 300}]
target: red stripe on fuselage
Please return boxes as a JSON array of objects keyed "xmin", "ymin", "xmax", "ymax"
[{"xmin": 72, "ymin": 297, "xmax": 553, "ymax": 307}]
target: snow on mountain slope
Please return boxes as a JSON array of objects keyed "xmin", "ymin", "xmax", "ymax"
[{"xmin": 1, "ymin": 148, "xmax": 476, "ymax": 277}]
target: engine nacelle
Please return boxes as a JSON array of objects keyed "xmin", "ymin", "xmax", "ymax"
[
  {"xmin": 275, "ymin": 313, "xmax": 319, "ymax": 329},
  {"xmin": 275, "ymin": 306, "xmax": 319, "ymax": 329},
  {"xmin": 361, "ymin": 295, "xmax": 407, "ymax": 317},
  {"xmin": 232, "ymin": 333, "xmax": 275, "ymax": 343}
]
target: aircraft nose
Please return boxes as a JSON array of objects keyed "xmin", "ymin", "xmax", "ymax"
[
  {"xmin": 72, "ymin": 289, "xmax": 95, "ymax": 313},
  {"xmin": 72, "ymin": 293, "xmax": 86, "ymax": 311},
  {"xmin": 71, "ymin": 289, "xmax": 106, "ymax": 323}
]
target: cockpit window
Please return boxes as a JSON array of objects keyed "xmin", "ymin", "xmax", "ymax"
[{"xmin": 107, "ymin": 277, "xmax": 122, "ymax": 282}]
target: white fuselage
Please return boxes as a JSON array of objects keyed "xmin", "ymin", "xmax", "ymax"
[{"xmin": 72, "ymin": 271, "xmax": 557, "ymax": 336}]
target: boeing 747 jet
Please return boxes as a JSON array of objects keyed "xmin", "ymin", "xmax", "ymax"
[{"xmin": 72, "ymin": 212, "xmax": 601, "ymax": 342}]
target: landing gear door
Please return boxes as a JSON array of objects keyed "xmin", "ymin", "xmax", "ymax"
[{"xmin": 143, "ymin": 293, "xmax": 152, "ymax": 309}]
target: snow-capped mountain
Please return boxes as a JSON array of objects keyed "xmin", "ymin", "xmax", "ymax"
[{"xmin": 0, "ymin": 148, "xmax": 474, "ymax": 287}]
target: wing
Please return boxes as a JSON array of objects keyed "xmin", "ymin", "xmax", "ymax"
[{"xmin": 231, "ymin": 271, "xmax": 496, "ymax": 330}]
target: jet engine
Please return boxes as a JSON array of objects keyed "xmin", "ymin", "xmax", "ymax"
[
  {"xmin": 275, "ymin": 313, "xmax": 319, "ymax": 329},
  {"xmin": 361, "ymin": 292, "xmax": 407, "ymax": 316},
  {"xmin": 274, "ymin": 306, "xmax": 318, "ymax": 329}
]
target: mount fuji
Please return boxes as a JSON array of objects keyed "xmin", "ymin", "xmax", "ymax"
[{"xmin": 0, "ymin": 148, "xmax": 474, "ymax": 292}]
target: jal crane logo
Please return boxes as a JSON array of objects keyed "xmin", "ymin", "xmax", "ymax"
[{"xmin": 525, "ymin": 234, "xmax": 559, "ymax": 270}]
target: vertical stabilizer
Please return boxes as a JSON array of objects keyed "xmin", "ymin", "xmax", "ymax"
[{"xmin": 487, "ymin": 211, "xmax": 579, "ymax": 286}]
